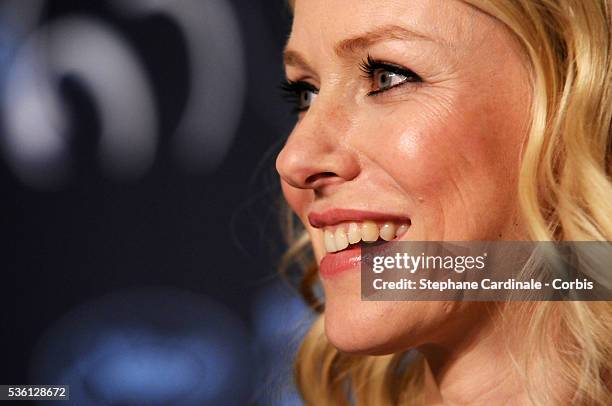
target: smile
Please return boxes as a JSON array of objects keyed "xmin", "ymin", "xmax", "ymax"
[
  {"xmin": 322, "ymin": 221, "xmax": 410, "ymax": 253},
  {"xmin": 308, "ymin": 209, "xmax": 411, "ymax": 254}
]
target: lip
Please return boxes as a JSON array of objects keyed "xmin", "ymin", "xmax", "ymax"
[
  {"xmin": 319, "ymin": 240, "xmax": 405, "ymax": 279},
  {"xmin": 308, "ymin": 208, "xmax": 410, "ymax": 228},
  {"xmin": 314, "ymin": 208, "xmax": 412, "ymax": 279},
  {"xmin": 319, "ymin": 245, "xmax": 362, "ymax": 278}
]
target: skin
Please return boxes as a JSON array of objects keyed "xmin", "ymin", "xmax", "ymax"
[{"xmin": 276, "ymin": 0, "xmax": 550, "ymax": 403}]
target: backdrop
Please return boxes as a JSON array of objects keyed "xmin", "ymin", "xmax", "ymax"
[{"xmin": 1, "ymin": 1, "xmax": 311, "ymax": 404}]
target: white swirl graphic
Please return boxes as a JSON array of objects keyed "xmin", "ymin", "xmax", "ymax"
[
  {"xmin": 112, "ymin": 0, "xmax": 246, "ymax": 172},
  {"xmin": 1, "ymin": 0, "xmax": 246, "ymax": 188},
  {"xmin": 3, "ymin": 17, "xmax": 157, "ymax": 187}
]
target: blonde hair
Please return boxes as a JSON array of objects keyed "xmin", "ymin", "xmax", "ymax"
[{"xmin": 281, "ymin": 0, "xmax": 612, "ymax": 404}]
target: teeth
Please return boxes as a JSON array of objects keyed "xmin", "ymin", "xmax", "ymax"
[
  {"xmin": 324, "ymin": 230, "xmax": 336, "ymax": 253},
  {"xmin": 361, "ymin": 221, "xmax": 379, "ymax": 242},
  {"xmin": 347, "ymin": 222, "xmax": 361, "ymax": 244},
  {"xmin": 379, "ymin": 222, "xmax": 396, "ymax": 241},
  {"xmin": 396, "ymin": 223, "xmax": 409, "ymax": 237},
  {"xmin": 334, "ymin": 226, "xmax": 349, "ymax": 251},
  {"xmin": 322, "ymin": 221, "xmax": 411, "ymax": 253}
]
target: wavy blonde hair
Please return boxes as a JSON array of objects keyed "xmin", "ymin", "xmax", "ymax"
[{"xmin": 280, "ymin": 0, "xmax": 612, "ymax": 404}]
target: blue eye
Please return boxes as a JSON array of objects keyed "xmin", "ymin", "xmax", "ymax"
[
  {"xmin": 281, "ymin": 80, "xmax": 319, "ymax": 113},
  {"xmin": 360, "ymin": 55, "xmax": 422, "ymax": 96},
  {"xmin": 375, "ymin": 70, "xmax": 405, "ymax": 91}
]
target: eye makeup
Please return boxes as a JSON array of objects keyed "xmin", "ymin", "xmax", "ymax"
[
  {"xmin": 281, "ymin": 54, "xmax": 423, "ymax": 112},
  {"xmin": 359, "ymin": 54, "xmax": 422, "ymax": 96},
  {"xmin": 280, "ymin": 79, "xmax": 319, "ymax": 113}
]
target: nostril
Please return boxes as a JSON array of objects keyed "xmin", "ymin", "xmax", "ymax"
[{"xmin": 305, "ymin": 172, "xmax": 337, "ymax": 185}]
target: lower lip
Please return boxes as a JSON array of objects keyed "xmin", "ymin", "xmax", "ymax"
[
  {"xmin": 319, "ymin": 245, "xmax": 362, "ymax": 278},
  {"xmin": 319, "ymin": 240, "xmax": 404, "ymax": 278}
]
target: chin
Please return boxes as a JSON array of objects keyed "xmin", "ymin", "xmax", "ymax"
[
  {"xmin": 322, "ymin": 297, "xmax": 425, "ymax": 355},
  {"xmin": 322, "ymin": 286, "xmax": 472, "ymax": 355}
]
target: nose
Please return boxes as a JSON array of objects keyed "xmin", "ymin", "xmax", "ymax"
[{"xmin": 276, "ymin": 105, "xmax": 360, "ymax": 193}]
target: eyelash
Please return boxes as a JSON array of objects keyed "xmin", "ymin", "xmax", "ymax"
[
  {"xmin": 280, "ymin": 80, "xmax": 319, "ymax": 113},
  {"xmin": 281, "ymin": 56, "xmax": 422, "ymax": 113},
  {"xmin": 359, "ymin": 55, "xmax": 422, "ymax": 96}
]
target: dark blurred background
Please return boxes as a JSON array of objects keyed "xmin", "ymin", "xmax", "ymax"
[{"xmin": 1, "ymin": 1, "xmax": 312, "ymax": 404}]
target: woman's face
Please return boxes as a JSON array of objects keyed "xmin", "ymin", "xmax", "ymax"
[{"xmin": 277, "ymin": 0, "xmax": 531, "ymax": 354}]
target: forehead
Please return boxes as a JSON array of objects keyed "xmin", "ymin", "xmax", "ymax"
[{"xmin": 287, "ymin": 0, "xmax": 491, "ymax": 58}]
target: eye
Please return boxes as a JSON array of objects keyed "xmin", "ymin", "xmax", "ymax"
[
  {"xmin": 360, "ymin": 55, "xmax": 422, "ymax": 96},
  {"xmin": 374, "ymin": 70, "xmax": 405, "ymax": 91},
  {"xmin": 281, "ymin": 80, "xmax": 319, "ymax": 113}
]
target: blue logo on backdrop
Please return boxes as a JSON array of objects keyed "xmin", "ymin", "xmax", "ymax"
[{"xmin": 30, "ymin": 287, "xmax": 253, "ymax": 406}]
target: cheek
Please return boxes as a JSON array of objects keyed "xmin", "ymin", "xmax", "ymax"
[{"xmin": 359, "ymin": 94, "xmax": 525, "ymax": 238}]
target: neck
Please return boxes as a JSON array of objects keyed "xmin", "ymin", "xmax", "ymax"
[{"xmin": 419, "ymin": 303, "xmax": 569, "ymax": 405}]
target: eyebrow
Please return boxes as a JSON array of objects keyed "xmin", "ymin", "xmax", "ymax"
[
  {"xmin": 283, "ymin": 49, "xmax": 312, "ymax": 72},
  {"xmin": 284, "ymin": 24, "xmax": 444, "ymax": 70},
  {"xmin": 334, "ymin": 24, "xmax": 443, "ymax": 57}
]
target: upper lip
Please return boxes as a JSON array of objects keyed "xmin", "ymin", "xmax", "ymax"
[{"xmin": 308, "ymin": 208, "xmax": 410, "ymax": 228}]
